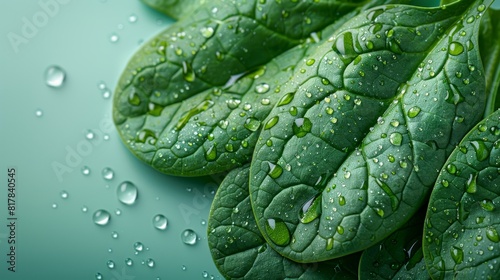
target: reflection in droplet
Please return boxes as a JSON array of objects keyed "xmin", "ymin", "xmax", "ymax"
[
  {"xmin": 181, "ymin": 229, "xmax": 198, "ymax": 245},
  {"xmin": 82, "ymin": 166, "xmax": 91, "ymax": 176},
  {"xmin": 93, "ymin": 210, "xmax": 111, "ymax": 226},
  {"xmin": 125, "ymin": 258, "xmax": 133, "ymax": 266},
  {"xmin": 153, "ymin": 214, "xmax": 168, "ymax": 230},
  {"xmin": 45, "ymin": 65, "xmax": 66, "ymax": 87},
  {"xmin": 134, "ymin": 241, "xmax": 144, "ymax": 252},
  {"xmin": 102, "ymin": 167, "xmax": 114, "ymax": 180},
  {"xmin": 146, "ymin": 258, "xmax": 155, "ymax": 268},
  {"xmin": 107, "ymin": 260, "xmax": 115, "ymax": 269},
  {"xmin": 110, "ymin": 33, "xmax": 119, "ymax": 43},
  {"xmin": 128, "ymin": 14, "xmax": 138, "ymax": 23},
  {"xmin": 35, "ymin": 109, "xmax": 43, "ymax": 117},
  {"xmin": 117, "ymin": 181, "xmax": 138, "ymax": 205}
]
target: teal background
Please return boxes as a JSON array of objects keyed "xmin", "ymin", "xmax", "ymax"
[{"xmin": 0, "ymin": 1, "xmax": 498, "ymax": 280}]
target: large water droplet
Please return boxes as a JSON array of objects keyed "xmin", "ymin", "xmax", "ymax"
[
  {"xmin": 205, "ymin": 145, "xmax": 217, "ymax": 161},
  {"xmin": 480, "ymin": 200, "xmax": 495, "ymax": 212},
  {"xmin": 117, "ymin": 181, "xmax": 138, "ymax": 205},
  {"xmin": 299, "ymin": 195, "xmax": 322, "ymax": 223},
  {"xmin": 93, "ymin": 209, "xmax": 111, "ymax": 226},
  {"xmin": 450, "ymin": 246, "xmax": 463, "ymax": 264},
  {"xmin": 181, "ymin": 229, "xmax": 198, "ymax": 245},
  {"xmin": 448, "ymin": 42, "xmax": 464, "ymax": 56},
  {"xmin": 200, "ymin": 27, "xmax": 214, "ymax": 38},
  {"xmin": 486, "ymin": 227, "xmax": 500, "ymax": 243},
  {"xmin": 102, "ymin": 167, "xmax": 114, "ymax": 180},
  {"xmin": 255, "ymin": 83, "xmax": 270, "ymax": 94},
  {"xmin": 45, "ymin": 65, "xmax": 66, "ymax": 87},
  {"xmin": 292, "ymin": 117, "xmax": 312, "ymax": 138},
  {"xmin": 407, "ymin": 106, "xmax": 421, "ymax": 118},
  {"xmin": 182, "ymin": 61, "xmax": 195, "ymax": 82},
  {"xmin": 466, "ymin": 173, "xmax": 478, "ymax": 193},
  {"xmin": 264, "ymin": 116, "xmax": 279, "ymax": 130},
  {"xmin": 277, "ymin": 92, "xmax": 295, "ymax": 107},
  {"xmin": 153, "ymin": 214, "xmax": 168, "ymax": 230},
  {"xmin": 389, "ymin": 132, "xmax": 403, "ymax": 146},
  {"xmin": 244, "ymin": 117, "xmax": 261, "ymax": 132},
  {"xmin": 265, "ymin": 218, "xmax": 290, "ymax": 246},
  {"xmin": 471, "ymin": 140, "xmax": 489, "ymax": 162},
  {"xmin": 267, "ymin": 162, "xmax": 283, "ymax": 179}
]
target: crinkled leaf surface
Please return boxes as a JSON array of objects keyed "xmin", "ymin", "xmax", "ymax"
[
  {"xmin": 208, "ymin": 165, "xmax": 359, "ymax": 280},
  {"xmin": 423, "ymin": 109, "xmax": 500, "ymax": 279},
  {"xmin": 359, "ymin": 209, "xmax": 429, "ymax": 279},
  {"xmin": 480, "ymin": 8, "xmax": 500, "ymax": 116},
  {"xmin": 113, "ymin": 0, "xmax": 376, "ymax": 176},
  {"xmin": 249, "ymin": 0, "xmax": 489, "ymax": 262}
]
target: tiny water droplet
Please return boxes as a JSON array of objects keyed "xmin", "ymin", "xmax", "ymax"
[
  {"xmin": 128, "ymin": 14, "xmax": 137, "ymax": 23},
  {"xmin": 181, "ymin": 229, "xmax": 198, "ymax": 245},
  {"xmin": 134, "ymin": 241, "xmax": 144, "ymax": 252},
  {"xmin": 45, "ymin": 65, "xmax": 66, "ymax": 87},
  {"xmin": 153, "ymin": 214, "xmax": 168, "ymax": 230},
  {"xmin": 85, "ymin": 130, "xmax": 95, "ymax": 140},
  {"xmin": 107, "ymin": 260, "xmax": 115, "ymax": 269},
  {"xmin": 110, "ymin": 33, "xmax": 119, "ymax": 43},
  {"xmin": 117, "ymin": 181, "xmax": 138, "ymax": 205},
  {"xmin": 82, "ymin": 206, "xmax": 88, "ymax": 213},
  {"xmin": 52, "ymin": 203, "xmax": 58, "ymax": 209},
  {"xmin": 82, "ymin": 166, "xmax": 91, "ymax": 175},
  {"xmin": 181, "ymin": 265, "xmax": 186, "ymax": 271},
  {"xmin": 115, "ymin": 209, "xmax": 122, "ymax": 216},
  {"xmin": 35, "ymin": 109, "xmax": 43, "ymax": 117},
  {"xmin": 255, "ymin": 83, "xmax": 270, "ymax": 94},
  {"xmin": 93, "ymin": 210, "xmax": 111, "ymax": 226},
  {"xmin": 95, "ymin": 272, "xmax": 103, "ymax": 280},
  {"xmin": 102, "ymin": 167, "xmax": 114, "ymax": 180}
]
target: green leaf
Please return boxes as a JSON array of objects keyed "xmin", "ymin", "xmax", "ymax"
[
  {"xmin": 423, "ymin": 109, "xmax": 500, "ymax": 280},
  {"xmin": 249, "ymin": 0, "xmax": 490, "ymax": 262},
  {"xmin": 113, "ymin": 0, "xmax": 393, "ymax": 176},
  {"xmin": 208, "ymin": 165, "xmax": 359, "ymax": 279},
  {"xmin": 359, "ymin": 210, "xmax": 430, "ymax": 279},
  {"xmin": 140, "ymin": 0, "xmax": 201, "ymax": 20},
  {"xmin": 480, "ymin": 7, "xmax": 500, "ymax": 116}
]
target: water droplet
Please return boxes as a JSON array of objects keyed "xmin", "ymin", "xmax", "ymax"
[
  {"xmin": 115, "ymin": 209, "xmax": 122, "ymax": 216},
  {"xmin": 146, "ymin": 258, "xmax": 155, "ymax": 267},
  {"xmin": 111, "ymin": 231, "xmax": 119, "ymax": 239},
  {"xmin": 375, "ymin": 208, "xmax": 385, "ymax": 217},
  {"xmin": 255, "ymin": 83, "xmax": 270, "ymax": 94},
  {"xmin": 200, "ymin": 27, "xmax": 214, "ymax": 38},
  {"xmin": 481, "ymin": 200, "xmax": 495, "ymax": 211},
  {"xmin": 181, "ymin": 265, "xmax": 186, "ymax": 271},
  {"xmin": 389, "ymin": 132, "xmax": 403, "ymax": 146},
  {"xmin": 407, "ymin": 106, "xmax": 421, "ymax": 118},
  {"xmin": 82, "ymin": 206, "xmax": 88, "ymax": 213},
  {"xmin": 128, "ymin": 91, "xmax": 141, "ymax": 106},
  {"xmin": 299, "ymin": 195, "xmax": 322, "ymax": 224},
  {"xmin": 205, "ymin": 145, "xmax": 217, "ymax": 161},
  {"xmin": 117, "ymin": 181, "xmax": 138, "ymax": 205},
  {"xmin": 107, "ymin": 260, "xmax": 115, "ymax": 269},
  {"xmin": 110, "ymin": 33, "xmax": 119, "ymax": 43},
  {"xmin": 486, "ymin": 227, "xmax": 500, "ymax": 243},
  {"xmin": 334, "ymin": 31, "xmax": 357, "ymax": 58},
  {"xmin": 45, "ymin": 65, "xmax": 66, "ymax": 87},
  {"xmin": 244, "ymin": 117, "xmax": 261, "ymax": 132},
  {"xmin": 292, "ymin": 117, "xmax": 312, "ymax": 138},
  {"xmin": 267, "ymin": 162, "xmax": 283, "ymax": 179},
  {"xmin": 448, "ymin": 42, "xmax": 464, "ymax": 56},
  {"xmin": 277, "ymin": 92, "xmax": 295, "ymax": 106},
  {"xmin": 471, "ymin": 140, "xmax": 489, "ymax": 161},
  {"xmin": 95, "ymin": 272, "xmax": 103, "ymax": 280},
  {"xmin": 289, "ymin": 106, "xmax": 298, "ymax": 116},
  {"xmin": 376, "ymin": 179, "xmax": 399, "ymax": 211},
  {"xmin": 202, "ymin": 271, "xmax": 209, "ymax": 278},
  {"xmin": 35, "ymin": 109, "xmax": 43, "ymax": 117},
  {"xmin": 128, "ymin": 14, "xmax": 138, "ymax": 23},
  {"xmin": 466, "ymin": 173, "xmax": 478, "ymax": 193},
  {"xmin": 93, "ymin": 210, "xmax": 111, "ymax": 226},
  {"xmin": 153, "ymin": 214, "xmax": 168, "ymax": 230},
  {"xmin": 60, "ymin": 190, "xmax": 69, "ymax": 199},
  {"xmin": 81, "ymin": 166, "xmax": 91, "ymax": 175},
  {"xmin": 125, "ymin": 258, "xmax": 133, "ymax": 266},
  {"xmin": 265, "ymin": 218, "xmax": 290, "ymax": 246},
  {"xmin": 446, "ymin": 164, "xmax": 457, "ymax": 175},
  {"xmin": 85, "ymin": 130, "xmax": 95, "ymax": 140},
  {"xmin": 226, "ymin": 98, "xmax": 241, "ymax": 109},
  {"xmin": 102, "ymin": 167, "xmax": 114, "ymax": 180},
  {"xmin": 477, "ymin": 4, "xmax": 486, "ymax": 12},
  {"xmin": 134, "ymin": 241, "xmax": 144, "ymax": 252},
  {"xmin": 264, "ymin": 116, "xmax": 279, "ymax": 130},
  {"xmin": 181, "ymin": 229, "xmax": 198, "ymax": 245},
  {"xmin": 52, "ymin": 203, "xmax": 58, "ymax": 209},
  {"xmin": 326, "ymin": 238, "xmax": 334, "ymax": 251},
  {"xmin": 182, "ymin": 61, "xmax": 195, "ymax": 82},
  {"xmin": 450, "ymin": 246, "xmax": 464, "ymax": 264}
]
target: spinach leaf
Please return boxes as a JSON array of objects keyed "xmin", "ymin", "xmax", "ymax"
[
  {"xmin": 140, "ymin": 0, "xmax": 201, "ymax": 20},
  {"xmin": 113, "ymin": 0, "xmax": 380, "ymax": 176},
  {"xmin": 480, "ymin": 7, "xmax": 500, "ymax": 116},
  {"xmin": 359, "ymin": 209, "xmax": 429, "ymax": 279},
  {"xmin": 423, "ymin": 109, "xmax": 500, "ymax": 279},
  {"xmin": 208, "ymin": 165, "xmax": 359, "ymax": 279},
  {"xmin": 249, "ymin": 0, "xmax": 489, "ymax": 262}
]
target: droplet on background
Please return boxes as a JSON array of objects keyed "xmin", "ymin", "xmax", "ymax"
[
  {"xmin": 115, "ymin": 209, "xmax": 122, "ymax": 216},
  {"xmin": 82, "ymin": 206, "xmax": 88, "ymax": 213},
  {"xmin": 181, "ymin": 229, "xmax": 198, "ymax": 245},
  {"xmin": 93, "ymin": 209, "xmax": 111, "ymax": 226},
  {"xmin": 128, "ymin": 14, "xmax": 137, "ymax": 23},
  {"xmin": 125, "ymin": 258, "xmax": 133, "ymax": 266},
  {"xmin": 60, "ymin": 191, "xmax": 68, "ymax": 199},
  {"xmin": 201, "ymin": 219, "xmax": 207, "ymax": 226},
  {"xmin": 153, "ymin": 214, "xmax": 168, "ymax": 230},
  {"xmin": 102, "ymin": 167, "xmax": 114, "ymax": 180},
  {"xmin": 52, "ymin": 203, "xmax": 58, "ymax": 209},
  {"xmin": 45, "ymin": 65, "xmax": 66, "ymax": 87},
  {"xmin": 117, "ymin": 181, "xmax": 138, "ymax": 205},
  {"xmin": 85, "ymin": 130, "xmax": 95, "ymax": 140},
  {"xmin": 134, "ymin": 241, "xmax": 144, "ymax": 252},
  {"xmin": 103, "ymin": 134, "xmax": 110, "ymax": 141},
  {"xmin": 111, "ymin": 231, "xmax": 119, "ymax": 239},
  {"xmin": 110, "ymin": 33, "xmax": 119, "ymax": 43},
  {"xmin": 146, "ymin": 258, "xmax": 155, "ymax": 268},
  {"xmin": 182, "ymin": 265, "xmax": 187, "ymax": 271},
  {"xmin": 35, "ymin": 109, "xmax": 43, "ymax": 117},
  {"xmin": 82, "ymin": 166, "xmax": 91, "ymax": 176},
  {"xmin": 202, "ymin": 271, "xmax": 209, "ymax": 278},
  {"xmin": 95, "ymin": 272, "xmax": 103, "ymax": 280},
  {"xmin": 107, "ymin": 260, "xmax": 115, "ymax": 269}
]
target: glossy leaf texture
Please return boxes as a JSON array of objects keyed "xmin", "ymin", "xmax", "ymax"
[
  {"xmin": 480, "ymin": 7, "xmax": 500, "ymax": 116},
  {"xmin": 359, "ymin": 210, "xmax": 430, "ymax": 279},
  {"xmin": 249, "ymin": 0, "xmax": 489, "ymax": 262},
  {"xmin": 113, "ymin": 0, "xmax": 379, "ymax": 176},
  {"xmin": 423, "ymin": 109, "xmax": 500, "ymax": 280},
  {"xmin": 140, "ymin": 0, "xmax": 201, "ymax": 20},
  {"xmin": 208, "ymin": 165, "xmax": 359, "ymax": 279}
]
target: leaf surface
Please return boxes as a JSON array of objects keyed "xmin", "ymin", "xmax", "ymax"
[
  {"xmin": 423, "ymin": 109, "xmax": 500, "ymax": 279},
  {"xmin": 249, "ymin": 0, "xmax": 489, "ymax": 262}
]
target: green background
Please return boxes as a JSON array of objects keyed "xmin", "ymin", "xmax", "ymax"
[{"xmin": 0, "ymin": 0, "xmax": 498, "ymax": 279}]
